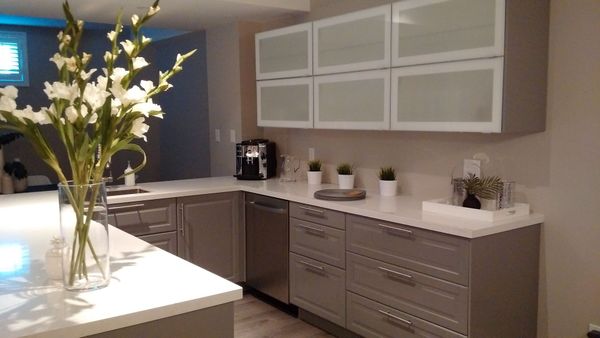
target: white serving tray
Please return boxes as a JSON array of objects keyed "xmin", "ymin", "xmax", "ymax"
[{"xmin": 422, "ymin": 198, "xmax": 530, "ymax": 222}]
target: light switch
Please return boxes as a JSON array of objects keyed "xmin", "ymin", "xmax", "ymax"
[
  {"xmin": 230, "ymin": 129, "xmax": 236, "ymax": 143},
  {"xmin": 215, "ymin": 129, "xmax": 220, "ymax": 142}
]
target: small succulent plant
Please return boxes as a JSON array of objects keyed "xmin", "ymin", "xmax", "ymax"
[
  {"xmin": 336, "ymin": 163, "xmax": 353, "ymax": 175},
  {"xmin": 462, "ymin": 174, "xmax": 502, "ymax": 199},
  {"xmin": 307, "ymin": 159, "xmax": 322, "ymax": 171},
  {"xmin": 378, "ymin": 167, "xmax": 396, "ymax": 181}
]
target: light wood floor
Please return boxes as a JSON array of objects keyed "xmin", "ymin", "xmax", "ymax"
[{"xmin": 234, "ymin": 294, "xmax": 334, "ymax": 338}]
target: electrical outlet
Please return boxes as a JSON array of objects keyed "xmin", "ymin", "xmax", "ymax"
[
  {"xmin": 214, "ymin": 129, "xmax": 220, "ymax": 143},
  {"xmin": 590, "ymin": 323, "xmax": 600, "ymax": 332},
  {"xmin": 463, "ymin": 159, "xmax": 481, "ymax": 178},
  {"xmin": 229, "ymin": 129, "xmax": 236, "ymax": 143},
  {"xmin": 308, "ymin": 148, "xmax": 315, "ymax": 161}
]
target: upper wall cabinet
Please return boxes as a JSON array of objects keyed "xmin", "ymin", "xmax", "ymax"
[
  {"xmin": 392, "ymin": 0, "xmax": 505, "ymax": 67},
  {"xmin": 391, "ymin": 58, "xmax": 503, "ymax": 132},
  {"xmin": 257, "ymin": 77, "xmax": 313, "ymax": 128},
  {"xmin": 315, "ymin": 70, "xmax": 390, "ymax": 130},
  {"xmin": 255, "ymin": 23, "xmax": 312, "ymax": 80},
  {"xmin": 313, "ymin": 6, "xmax": 391, "ymax": 75}
]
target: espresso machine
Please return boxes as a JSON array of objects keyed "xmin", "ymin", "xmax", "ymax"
[{"xmin": 235, "ymin": 139, "xmax": 276, "ymax": 180}]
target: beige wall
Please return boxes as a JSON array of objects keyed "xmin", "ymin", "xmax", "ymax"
[
  {"xmin": 258, "ymin": 0, "xmax": 600, "ymax": 337},
  {"xmin": 207, "ymin": 22, "xmax": 262, "ymax": 177}
]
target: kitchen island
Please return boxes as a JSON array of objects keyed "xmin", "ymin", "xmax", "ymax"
[{"xmin": 0, "ymin": 191, "xmax": 242, "ymax": 338}]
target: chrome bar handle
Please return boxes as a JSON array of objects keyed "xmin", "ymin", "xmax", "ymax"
[
  {"xmin": 378, "ymin": 310, "xmax": 413, "ymax": 326},
  {"xmin": 297, "ymin": 223, "xmax": 326, "ymax": 236},
  {"xmin": 378, "ymin": 266, "xmax": 413, "ymax": 281},
  {"xmin": 178, "ymin": 204, "xmax": 185, "ymax": 237},
  {"xmin": 298, "ymin": 205, "xmax": 325, "ymax": 216},
  {"xmin": 108, "ymin": 203, "xmax": 146, "ymax": 211},
  {"xmin": 378, "ymin": 223, "xmax": 413, "ymax": 237},
  {"xmin": 299, "ymin": 260, "xmax": 325, "ymax": 272}
]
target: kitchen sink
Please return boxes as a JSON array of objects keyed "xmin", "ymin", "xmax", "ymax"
[{"xmin": 106, "ymin": 187, "xmax": 149, "ymax": 196}]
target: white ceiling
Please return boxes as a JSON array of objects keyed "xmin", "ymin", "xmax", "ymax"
[{"xmin": 0, "ymin": 0, "xmax": 310, "ymax": 31}]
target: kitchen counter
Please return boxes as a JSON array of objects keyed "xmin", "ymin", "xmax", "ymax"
[
  {"xmin": 0, "ymin": 191, "xmax": 242, "ymax": 338},
  {"xmin": 109, "ymin": 176, "xmax": 544, "ymax": 238}
]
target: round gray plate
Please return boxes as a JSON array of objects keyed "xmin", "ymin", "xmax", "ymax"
[{"xmin": 314, "ymin": 189, "xmax": 366, "ymax": 201}]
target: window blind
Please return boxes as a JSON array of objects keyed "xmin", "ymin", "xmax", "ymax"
[{"xmin": 0, "ymin": 31, "xmax": 28, "ymax": 86}]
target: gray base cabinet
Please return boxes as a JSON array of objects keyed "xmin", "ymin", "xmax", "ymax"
[
  {"xmin": 108, "ymin": 199, "xmax": 178, "ymax": 256},
  {"xmin": 178, "ymin": 192, "xmax": 242, "ymax": 282},
  {"xmin": 289, "ymin": 203, "xmax": 347, "ymax": 327}
]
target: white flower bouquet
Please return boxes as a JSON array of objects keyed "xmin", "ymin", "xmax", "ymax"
[{"xmin": 0, "ymin": 1, "xmax": 195, "ymax": 288}]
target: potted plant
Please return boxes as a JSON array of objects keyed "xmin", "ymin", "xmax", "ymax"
[
  {"xmin": 0, "ymin": 132, "xmax": 23, "ymax": 191},
  {"xmin": 378, "ymin": 166, "xmax": 397, "ymax": 197},
  {"xmin": 307, "ymin": 159, "xmax": 322, "ymax": 185},
  {"xmin": 461, "ymin": 174, "xmax": 502, "ymax": 209},
  {"xmin": 336, "ymin": 163, "xmax": 354, "ymax": 189},
  {"xmin": 9, "ymin": 159, "xmax": 28, "ymax": 192}
]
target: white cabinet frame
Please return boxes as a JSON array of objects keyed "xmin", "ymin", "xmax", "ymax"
[
  {"xmin": 315, "ymin": 70, "xmax": 390, "ymax": 130},
  {"xmin": 255, "ymin": 23, "xmax": 312, "ymax": 80},
  {"xmin": 257, "ymin": 77, "xmax": 313, "ymax": 128},
  {"xmin": 392, "ymin": 0, "xmax": 505, "ymax": 67},
  {"xmin": 391, "ymin": 58, "xmax": 504, "ymax": 133},
  {"xmin": 313, "ymin": 5, "xmax": 391, "ymax": 75}
]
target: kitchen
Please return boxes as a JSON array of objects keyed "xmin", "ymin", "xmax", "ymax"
[{"xmin": 0, "ymin": 0, "xmax": 599, "ymax": 337}]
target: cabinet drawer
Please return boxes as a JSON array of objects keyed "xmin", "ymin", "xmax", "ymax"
[
  {"xmin": 290, "ymin": 253, "xmax": 346, "ymax": 327},
  {"xmin": 347, "ymin": 292, "xmax": 466, "ymax": 338},
  {"xmin": 290, "ymin": 218, "xmax": 345, "ymax": 268},
  {"xmin": 138, "ymin": 231, "xmax": 178, "ymax": 257},
  {"xmin": 346, "ymin": 215, "xmax": 469, "ymax": 285},
  {"xmin": 108, "ymin": 199, "xmax": 177, "ymax": 236},
  {"xmin": 347, "ymin": 253, "xmax": 468, "ymax": 334},
  {"xmin": 289, "ymin": 202, "xmax": 345, "ymax": 230}
]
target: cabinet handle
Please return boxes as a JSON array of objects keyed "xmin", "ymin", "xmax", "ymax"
[
  {"xmin": 299, "ymin": 260, "xmax": 325, "ymax": 272},
  {"xmin": 378, "ymin": 310, "xmax": 413, "ymax": 326},
  {"xmin": 378, "ymin": 266, "xmax": 413, "ymax": 282},
  {"xmin": 297, "ymin": 223, "xmax": 325, "ymax": 236},
  {"xmin": 247, "ymin": 200, "xmax": 287, "ymax": 214},
  {"xmin": 378, "ymin": 223, "xmax": 413, "ymax": 237},
  {"xmin": 108, "ymin": 203, "xmax": 146, "ymax": 211},
  {"xmin": 298, "ymin": 205, "xmax": 325, "ymax": 217},
  {"xmin": 178, "ymin": 204, "xmax": 185, "ymax": 237}
]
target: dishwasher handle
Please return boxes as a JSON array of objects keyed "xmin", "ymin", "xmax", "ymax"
[{"xmin": 246, "ymin": 200, "xmax": 287, "ymax": 214}]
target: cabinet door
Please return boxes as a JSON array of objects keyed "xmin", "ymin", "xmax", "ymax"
[
  {"xmin": 177, "ymin": 192, "xmax": 241, "ymax": 282},
  {"xmin": 289, "ymin": 253, "xmax": 346, "ymax": 327},
  {"xmin": 314, "ymin": 5, "xmax": 391, "ymax": 74},
  {"xmin": 255, "ymin": 23, "xmax": 312, "ymax": 80},
  {"xmin": 392, "ymin": 0, "xmax": 504, "ymax": 67},
  {"xmin": 257, "ymin": 77, "xmax": 313, "ymax": 128},
  {"xmin": 391, "ymin": 58, "xmax": 503, "ymax": 132},
  {"xmin": 315, "ymin": 70, "xmax": 390, "ymax": 130},
  {"xmin": 138, "ymin": 232, "xmax": 178, "ymax": 256}
]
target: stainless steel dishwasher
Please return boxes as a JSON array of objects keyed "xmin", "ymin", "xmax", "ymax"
[{"xmin": 245, "ymin": 193, "xmax": 289, "ymax": 303}]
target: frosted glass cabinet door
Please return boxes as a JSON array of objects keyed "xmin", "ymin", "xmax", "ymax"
[
  {"xmin": 257, "ymin": 78, "xmax": 313, "ymax": 128},
  {"xmin": 314, "ymin": 5, "xmax": 391, "ymax": 75},
  {"xmin": 391, "ymin": 58, "xmax": 503, "ymax": 132},
  {"xmin": 315, "ymin": 70, "xmax": 390, "ymax": 130},
  {"xmin": 392, "ymin": 0, "xmax": 505, "ymax": 67},
  {"xmin": 255, "ymin": 23, "xmax": 312, "ymax": 80}
]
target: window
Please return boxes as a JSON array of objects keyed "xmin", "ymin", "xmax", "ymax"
[{"xmin": 0, "ymin": 31, "xmax": 29, "ymax": 86}]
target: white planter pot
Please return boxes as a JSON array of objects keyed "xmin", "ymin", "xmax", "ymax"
[
  {"xmin": 379, "ymin": 179, "xmax": 397, "ymax": 197},
  {"xmin": 338, "ymin": 174, "xmax": 354, "ymax": 189},
  {"xmin": 307, "ymin": 171, "xmax": 322, "ymax": 185}
]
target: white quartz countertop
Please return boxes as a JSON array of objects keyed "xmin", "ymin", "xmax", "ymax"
[
  {"xmin": 0, "ymin": 192, "xmax": 242, "ymax": 338},
  {"xmin": 108, "ymin": 176, "xmax": 543, "ymax": 239}
]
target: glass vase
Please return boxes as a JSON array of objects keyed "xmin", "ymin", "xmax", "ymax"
[{"xmin": 58, "ymin": 181, "xmax": 110, "ymax": 291}]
